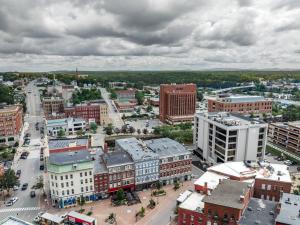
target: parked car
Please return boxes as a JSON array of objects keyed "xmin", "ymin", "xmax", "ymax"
[
  {"xmin": 284, "ymin": 160, "xmax": 293, "ymax": 166},
  {"xmin": 30, "ymin": 191, "xmax": 36, "ymax": 198},
  {"xmin": 40, "ymin": 165, "xmax": 44, "ymax": 170},
  {"xmin": 21, "ymin": 183, "xmax": 28, "ymax": 190},
  {"xmin": 13, "ymin": 185, "xmax": 19, "ymax": 191}
]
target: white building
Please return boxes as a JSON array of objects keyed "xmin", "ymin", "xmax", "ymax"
[
  {"xmin": 47, "ymin": 150, "xmax": 95, "ymax": 208},
  {"xmin": 46, "ymin": 117, "xmax": 86, "ymax": 136},
  {"xmin": 115, "ymin": 138, "xmax": 159, "ymax": 190},
  {"xmin": 194, "ymin": 112, "xmax": 268, "ymax": 164}
]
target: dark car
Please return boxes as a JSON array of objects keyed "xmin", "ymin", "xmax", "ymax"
[
  {"xmin": 30, "ymin": 191, "xmax": 36, "ymax": 198},
  {"xmin": 21, "ymin": 183, "xmax": 28, "ymax": 190},
  {"xmin": 16, "ymin": 170, "xmax": 21, "ymax": 178},
  {"xmin": 40, "ymin": 165, "xmax": 44, "ymax": 170}
]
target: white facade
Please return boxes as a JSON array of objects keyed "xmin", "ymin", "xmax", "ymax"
[
  {"xmin": 46, "ymin": 117, "xmax": 86, "ymax": 136},
  {"xmin": 47, "ymin": 151, "xmax": 95, "ymax": 208},
  {"xmin": 194, "ymin": 112, "xmax": 268, "ymax": 164}
]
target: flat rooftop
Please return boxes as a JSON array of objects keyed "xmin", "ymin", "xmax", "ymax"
[
  {"xmin": 93, "ymin": 148, "xmax": 107, "ymax": 174},
  {"xmin": 144, "ymin": 138, "xmax": 190, "ymax": 158},
  {"xmin": 0, "ymin": 104, "xmax": 21, "ymax": 113},
  {"xmin": 276, "ymin": 193, "xmax": 300, "ymax": 225},
  {"xmin": 48, "ymin": 138, "xmax": 88, "ymax": 150},
  {"xmin": 203, "ymin": 180, "xmax": 251, "ymax": 209},
  {"xmin": 49, "ymin": 150, "xmax": 92, "ymax": 165},
  {"xmin": 197, "ymin": 112, "xmax": 266, "ymax": 126},
  {"xmin": 116, "ymin": 138, "xmax": 158, "ymax": 161},
  {"xmin": 271, "ymin": 121, "xmax": 300, "ymax": 129},
  {"xmin": 208, "ymin": 161, "xmax": 291, "ymax": 183},
  {"xmin": 46, "ymin": 117, "xmax": 85, "ymax": 125},
  {"xmin": 218, "ymin": 95, "xmax": 267, "ymax": 103},
  {"xmin": 194, "ymin": 171, "xmax": 228, "ymax": 190},
  {"xmin": 179, "ymin": 192, "xmax": 205, "ymax": 212},
  {"xmin": 103, "ymin": 150, "xmax": 133, "ymax": 167},
  {"xmin": 239, "ymin": 198, "xmax": 276, "ymax": 225},
  {"xmin": 0, "ymin": 217, "xmax": 33, "ymax": 225}
]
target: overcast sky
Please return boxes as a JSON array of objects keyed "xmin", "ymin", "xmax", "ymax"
[{"xmin": 0, "ymin": 0, "xmax": 300, "ymax": 71}]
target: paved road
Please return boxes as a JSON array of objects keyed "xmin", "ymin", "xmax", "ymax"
[
  {"xmin": 0, "ymin": 81, "xmax": 45, "ymax": 222},
  {"xmin": 99, "ymin": 87, "xmax": 124, "ymax": 127}
]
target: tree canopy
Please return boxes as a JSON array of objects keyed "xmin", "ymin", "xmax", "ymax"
[{"xmin": 72, "ymin": 88, "xmax": 102, "ymax": 104}]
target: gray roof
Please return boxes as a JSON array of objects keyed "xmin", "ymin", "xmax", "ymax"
[
  {"xmin": 203, "ymin": 180, "xmax": 251, "ymax": 209},
  {"xmin": 239, "ymin": 198, "xmax": 276, "ymax": 225},
  {"xmin": 103, "ymin": 150, "xmax": 133, "ymax": 167},
  {"xmin": 93, "ymin": 148, "xmax": 107, "ymax": 174},
  {"xmin": 116, "ymin": 138, "xmax": 158, "ymax": 161},
  {"xmin": 49, "ymin": 150, "xmax": 92, "ymax": 165},
  {"xmin": 144, "ymin": 138, "xmax": 189, "ymax": 158},
  {"xmin": 48, "ymin": 138, "xmax": 88, "ymax": 150},
  {"xmin": 222, "ymin": 95, "xmax": 265, "ymax": 103},
  {"xmin": 276, "ymin": 193, "xmax": 300, "ymax": 225}
]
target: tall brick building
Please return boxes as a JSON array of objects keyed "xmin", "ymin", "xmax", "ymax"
[
  {"xmin": 159, "ymin": 83, "xmax": 197, "ymax": 124},
  {"xmin": 207, "ymin": 95, "xmax": 272, "ymax": 115},
  {"xmin": 42, "ymin": 97, "xmax": 65, "ymax": 116},
  {"xmin": 0, "ymin": 104, "xmax": 23, "ymax": 145}
]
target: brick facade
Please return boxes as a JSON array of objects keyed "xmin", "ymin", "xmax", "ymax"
[
  {"xmin": 208, "ymin": 98, "xmax": 272, "ymax": 115},
  {"xmin": 159, "ymin": 83, "xmax": 196, "ymax": 124}
]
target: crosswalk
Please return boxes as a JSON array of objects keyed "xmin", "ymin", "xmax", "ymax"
[{"xmin": 0, "ymin": 207, "xmax": 40, "ymax": 213}]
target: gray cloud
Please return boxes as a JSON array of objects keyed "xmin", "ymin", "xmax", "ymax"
[{"xmin": 0, "ymin": 0, "xmax": 299, "ymax": 71}]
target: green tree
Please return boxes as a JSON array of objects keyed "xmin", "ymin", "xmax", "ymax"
[
  {"xmin": 0, "ymin": 169, "xmax": 18, "ymax": 194},
  {"xmin": 57, "ymin": 129, "xmax": 65, "ymax": 137},
  {"xmin": 72, "ymin": 88, "xmax": 102, "ymax": 104},
  {"xmin": 146, "ymin": 105, "xmax": 153, "ymax": 112},
  {"xmin": 90, "ymin": 122, "xmax": 98, "ymax": 134},
  {"xmin": 197, "ymin": 91, "xmax": 203, "ymax": 101},
  {"xmin": 135, "ymin": 91, "xmax": 145, "ymax": 105},
  {"xmin": 77, "ymin": 195, "xmax": 86, "ymax": 209},
  {"xmin": 110, "ymin": 90, "xmax": 117, "ymax": 99},
  {"xmin": 76, "ymin": 130, "xmax": 84, "ymax": 136},
  {"xmin": 105, "ymin": 123, "xmax": 114, "ymax": 135},
  {"xmin": 116, "ymin": 188, "xmax": 125, "ymax": 202}
]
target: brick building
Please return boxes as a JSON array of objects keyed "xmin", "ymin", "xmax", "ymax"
[
  {"xmin": 207, "ymin": 95, "xmax": 272, "ymax": 115},
  {"xmin": 42, "ymin": 97, "xmax": 65, "ymax": 117},
  {"xmin": 102, "ymin": 151, "xmax": 135, "ymax": 193},
  {"xmin": 0, "ymin": 104, "xmax": 23, "ymax": 145},
  {"xmin": 145, "ymin": 138, "xmax": 192, "ymax": 185},
  {"xmin": 114, "ymin": 89, "xmax": 137, "ymax": 112},
  {"xmin": 178, "ymin": 180, "xmax": 252, "ymax": 225},
  {"xmin": 47, "ymin": 138, "xmax": 89, "ymax": 156},
  {"xmin": 65, "ymin": 100, "xmax": 109, "ymax": 125},
  {"xmin": 159, "ymin": 83, "xmax": 196, "ymax": 124},
  {"xmin": 193, "ymin": 161, "xmax": 292, "ymax": 202},
  {"xmin": 268, "ymin": 121, "xmax": 300, "ymax": 157},
  {"xmin": 93, "ymin": 149, "xmax": 108, "ymax": 199}
]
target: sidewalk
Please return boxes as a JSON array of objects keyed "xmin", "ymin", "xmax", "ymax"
[{"xmin": 46, "ymin": 181, "xmax": 193, "ymax": 225}]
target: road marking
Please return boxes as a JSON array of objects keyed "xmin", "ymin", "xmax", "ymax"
[{"xmin": 0, "ymin": 207, "xmax": 40, "ymax": 213}]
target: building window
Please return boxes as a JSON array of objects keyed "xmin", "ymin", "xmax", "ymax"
[
  {"xmin": 81, "ymin": 179, "xmax": 83, "ymax": 184},
  {"xmin": 72, "ymin": 189, "xmax": 74, "ymax": 194},
  {"xmin": 61, "ymin": 183, "xmax": 64, "ymax": 188},
  {"xmin": 62, "ymin": 190, "xmax": 65, "ymax": 196},
  {"xmin": 80, "ymin": 172, "xmax": 83, "ymax": 177},
  {"xmin": 70, "ymin": 174, "xmax": 73, "ymax": 179},
  {"xmin": 81, "ymin": 187, "xmax": 84, "ymax": 192},
  {"xmin": 85, "ymin": 172, "xmax": 87, "ymax": 176},
  {"xmin": 261, "ymin": 184, "xmax": 265, "ymax": 190},
  {"xmin": 60, "ymin": 176, "xmax": 63, "ymax": 180},
  {"xmin": 65, "ymin": 175, "xmax": 68, "ymax": 179},
  {"xmin": 90, "ymin": 178, "xmax": 92, "ymax": 183},
  {"xmin": 71, "ymin": 181, "xmax": 73, "ymax": 186},
  {"xmin": 89, "ymin": 171, "xmax": 92, "ymax": 175}
]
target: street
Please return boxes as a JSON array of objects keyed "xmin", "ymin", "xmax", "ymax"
[
  {"xmin": 99, "ymin": 87, "xmax": 124, "ymax": 127},
  {"xmin": 0, "ymin": 81, "xmax": 44, "ymax": 222}
]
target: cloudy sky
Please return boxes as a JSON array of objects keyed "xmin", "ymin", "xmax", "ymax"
[{"xmin": 0, "ymin": 0, "xmax": 300, "ymax": 71}]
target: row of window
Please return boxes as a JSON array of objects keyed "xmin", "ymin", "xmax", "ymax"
[
  {"xmin": 161, "ymin": 161, "xmax": 191, "ymax": 170},
  {"xmin": 136, "ymin": 161, "xmax": 159, "ymax": 169},
  {"xmin": 50, "ymin": 171, "xmax": 92, "ymax": 181}
]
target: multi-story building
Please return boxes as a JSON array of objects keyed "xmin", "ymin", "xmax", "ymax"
[
  {"xmin": 46, "ymin": 117, "xmax": 86, "ymax": 137},
  {"xmin": 61, "ymin": 85, "xmax": 75, "ymax": 102},
  {"xmin": 178, "ymin": 180, "xmax": 252, "ymax": 225},
  {"xmin": 207, "ymin": 95, "xmax": 272, "ymax": 115},
  {"xmin": 159, "ymin": 83, "xmax": 196, "ymax": 124},
  {"xmin": 0, "ymin": 104, "xmax": 23, "ymax": 146},
  {"xmin": 47, "ymin": 150, "xmax": 95, "ymax": 208},
  {"xmin": 145, "ymin": 138, "xmax": 192, "ymax": 185},
  {"xmin": 268, "ymin": 121, "xmax": 300, "ymax": 156},
  {"xmin": 102, "ymin": 151, "xmax": 135, "ymax": 193},
  {"xmin": 65, "ymin": 100, "xmax": 109, "ymax": 125},
  {"xmin": 275, "ymin": 193, "xmax": 300, "ymax": 225},
  {"xmin": 47, "ymin": 138, "xmax": 89, "ymax": 155},
  {"xmin": 42, "ymin": 97, "xmax": 65, "ymax": 117},
  {"xmin": 194, "ymin": 161, "xmax": 292, "ymax": 202},
  {"xmin": 93, "ymin": 149, "xmax": 108, "ymax": 199},
  {"xmin": 194, "ymin": 112, "xmax": 268, "ymax": 164},
  {"xmin": 115, "ymin": 138, "xmax": 159, "ymax": 190},
  {"xmin": 114, "ymin": 89, "xmax": 137, "ymax": 112}
]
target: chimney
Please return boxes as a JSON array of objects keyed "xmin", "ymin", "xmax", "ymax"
[
  {"xmin": 240, "ymin": 195, "xmax": 245, "ymax": 203},
  {"xmin": 104, "ymin": 142, "xmax": 108, "ymax": 153}
]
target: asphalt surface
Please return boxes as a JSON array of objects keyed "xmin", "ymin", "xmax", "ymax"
[
  {"xmin": 99, "ymin": 87, "xmax": 124, "ymax": 127},
  {"xmin": 0, "ymin": 81, "xmax": 44, "ymax": 222}
]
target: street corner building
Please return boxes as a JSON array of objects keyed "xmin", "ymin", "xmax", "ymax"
[
  {"xmin": 47, "ymin": 150, "xmax": 96, "ymax": 208},
  {"xmin": 159, "ymin": 83, "xmax": 197, "ymax": 124}
]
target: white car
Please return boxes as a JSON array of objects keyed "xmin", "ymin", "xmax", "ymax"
[
  {"xmin": 11, "ymin": 197, "xmax": 18, "ymax": 203},
  {"xmin": 13, "ymin": 186, "xmax": 19, "ymax": 191},
  {"xmin": 284, "ymin": 160, "xmax": 292, "ymax": 166}
]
